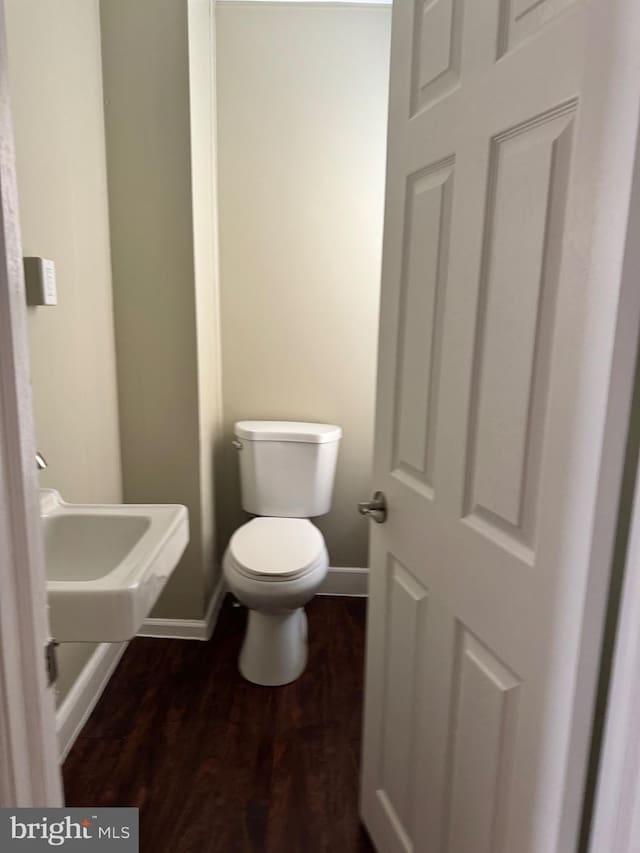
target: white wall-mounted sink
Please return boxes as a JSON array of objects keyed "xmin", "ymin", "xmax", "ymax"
[{"xmin": 41, "ymin": 490, "xmax": 189, "ymax": 642}]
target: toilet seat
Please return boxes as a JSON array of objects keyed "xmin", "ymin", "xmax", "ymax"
[{"xmin": 227, "ymin": 517, "xmax": 327, "ymax": 581}]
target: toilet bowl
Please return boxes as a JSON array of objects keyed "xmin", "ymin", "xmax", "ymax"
[
  {"xmin": 226, "ymin": 420, "xmax": 341, "ymax": 686},
  {"xmin": 224, "ymin": 517, "xmax": 328, "ymax": 686}
]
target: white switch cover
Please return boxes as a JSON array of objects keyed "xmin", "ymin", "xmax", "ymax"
[
  {"xmin": 23, "ymin": 257, "xmax": 57, "ymax": 306},
  {"xmin": 42, "ymin": 258, "xmax": 57, "ymax": 305}
]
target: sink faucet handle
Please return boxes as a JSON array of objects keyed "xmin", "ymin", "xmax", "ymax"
[{"xmin": 35, "ymin": 452, "xmax": 47, "ymax": 471}]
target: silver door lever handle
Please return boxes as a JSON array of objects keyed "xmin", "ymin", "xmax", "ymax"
[{"xmin": 358, "ymin": 490, "xmax": 387, "ymax": 524}]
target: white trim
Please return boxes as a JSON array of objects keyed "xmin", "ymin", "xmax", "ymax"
[
  {"xmin": 0, "ymin": 0, "xmax": 62, "ymax": 807},
  {"xmin": 588, "ymin": 443, "xmax": 640, "ymax": 852},
  {"xmin": 137, "ymin": 617, "xmax": 213, "ymax": 642},
  {"xmin": 587, "ymin": 89, "xmax": 640, "ymax": 853},
  {"xmin": 319, "ymin": 566, "xmax": 369, "ymax": 597},
  {"xmin": 138, "ymin": 567, "xmax": 369, "ymax": 641},
  {"xmin": 56, "ymin": 643, "xmax": 128, "ymax": 764},
  {"xmin": 554, "ymin": 1, "xmax": 640, "ymax": 848},
  {"xmin": 138, "ymin": 575, "xmax": 226, "ymax": 641}
]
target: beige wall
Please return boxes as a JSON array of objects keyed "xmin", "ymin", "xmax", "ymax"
[
  {"xmin": 6, "ymin": 0, "xmax": 122, "ymax": 701},
  {"xmin": 215, "ymin": 3, "xmax": 390, "ymax": 567},
  {"xmin": 100, "ymin": 0, "xmax": 222, "ymax": 618}
]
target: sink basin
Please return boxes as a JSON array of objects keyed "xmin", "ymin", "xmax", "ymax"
[{"xmin": 41, "ymin": 490, "xmax": 189, "ymax": 642}]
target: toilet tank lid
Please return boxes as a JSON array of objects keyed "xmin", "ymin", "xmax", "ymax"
[{"xmin": 235, "ymin": 420, "xmax": 342, "ymax": 444}]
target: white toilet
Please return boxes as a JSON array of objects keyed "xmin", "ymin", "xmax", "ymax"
[{"xmin": 223, "ymin": 420, "xmax": 341, "ymax": 686}]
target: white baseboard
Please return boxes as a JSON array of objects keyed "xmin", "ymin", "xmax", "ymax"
[
  {"xmin": 319, "ymin": 566, "xmax": 369, "ymax": 597},
  {"xmin": 56, "ymin": 641, "xmax": 128, "ymax": 763},
  {"xmin": 137, "ymin": 567, "xmax": 368, "ymax": 643},
  {"xmin": 138, "ymin": 574, "xmax": 227, "ymax": 641}
]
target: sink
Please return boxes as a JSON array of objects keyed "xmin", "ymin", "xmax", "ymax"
[{"xmin": 41, "ymin": 490, "xmax": 189, "ymax": 642}]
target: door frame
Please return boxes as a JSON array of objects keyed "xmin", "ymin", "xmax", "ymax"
[
  {"xmin": 553, "ymin": 0, "xmax": 640, "ymax": 847},
  {"xmin": 588, "ymin": 406, "xmax": 640, "ymax": 851},
  {"xmin": 0, "ymin": 0, "xmax": 62, "ymax": 807},
  {"xmin": 587, "ymin": 118, "xmax": 640, "ymax": 849}
]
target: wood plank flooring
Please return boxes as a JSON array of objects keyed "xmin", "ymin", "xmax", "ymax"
[{"xmin": 63, "ymin": 596, "xmax": 374, "ymax": 853}]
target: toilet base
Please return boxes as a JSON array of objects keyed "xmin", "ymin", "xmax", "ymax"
[{"xmin": 239, "ymin": 607, "xmax": 308, "ymax": 686}]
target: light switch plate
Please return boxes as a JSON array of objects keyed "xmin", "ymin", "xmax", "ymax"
[{"xmin": 23, "ymin": 257, "xmax": 57, "ymax": 306}]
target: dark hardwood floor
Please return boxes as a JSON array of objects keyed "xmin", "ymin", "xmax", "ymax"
[{"xmin": 63, "ymin": 595, "xmax": 374, "ymax": 853}]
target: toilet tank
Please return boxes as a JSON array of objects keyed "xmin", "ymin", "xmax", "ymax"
[{"xmin": 234, "ymin": 421, "xmax": 342, "ymax": 517}]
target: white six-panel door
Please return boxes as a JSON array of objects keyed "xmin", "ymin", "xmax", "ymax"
[{"xmin": 359, "ymin": 0, "xmax": 629, "ymax": 851}]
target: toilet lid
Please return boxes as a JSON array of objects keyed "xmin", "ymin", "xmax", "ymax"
[{"xmin": 228, "ymin": 517, "xmax": 326, "ymax": 579}]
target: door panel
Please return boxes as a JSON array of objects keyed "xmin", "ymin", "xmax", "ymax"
[
  {"xmin": 361, "ymin": 1, "xmax": 592, "ymax": 851},
  {"xmin": 446, "ymin": 629, "xmax": 521, "ymax": 853},
  {"xmin": 465, "ymin": 105, "xmax": 576, "ymax": 548},
  {"xmin": 498, "ymin": 0, "xmax": 579, "ymax": 57},
  {"xmin": 379, "ymin": 559, "xmax": 429, "ymax": 835},
  {"xmin": 413, "ymin": 0, "xmax": 463, "ymax": 114},
  {"xmin": 393, "ymin": 159, "xmax": 453, "ymax": 496}
]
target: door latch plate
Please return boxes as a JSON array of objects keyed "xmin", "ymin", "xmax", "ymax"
[{"xmin": 45, "ymin": 639, "xmax": 59, "ymax": 687}]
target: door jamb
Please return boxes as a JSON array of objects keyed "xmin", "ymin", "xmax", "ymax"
[
  {"xmin": 554, "ymin": 0, "xmax": 640, "ymax": 848},
  {"xmin": 0, "ymin": 0, "xmax": 63, "ymax": 807},
  {"xmin": 586, "ymin": 126, "xmax": 640, "ymax": 851},
  {"xmin": 586, "ymin": 365, "xmax": 640, "ymax": 853}
]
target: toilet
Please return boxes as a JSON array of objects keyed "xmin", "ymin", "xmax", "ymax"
[{"xmin": 223, "ymin": 420, "xmax": 342, "ymax": 686}]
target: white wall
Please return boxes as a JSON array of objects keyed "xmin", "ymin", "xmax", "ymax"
[
  {"xmin": 6, "ymin": 0, "xmax": 122, "ymax": 702},
  {"xmin": 100, "ymin": 0, "xmax": 223, "ymax": 618},
  {"xmin": 215, "ymin": 2, "xmax": 390, "ymax": 567},
  {"xmin": 6, "ymin": 0, "xmax": 121, "ymax": 506}
]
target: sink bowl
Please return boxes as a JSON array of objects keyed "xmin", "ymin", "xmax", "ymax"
[{"xmin": 41, "ymin": 490, "xmax": 189, "ymax": 642}]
